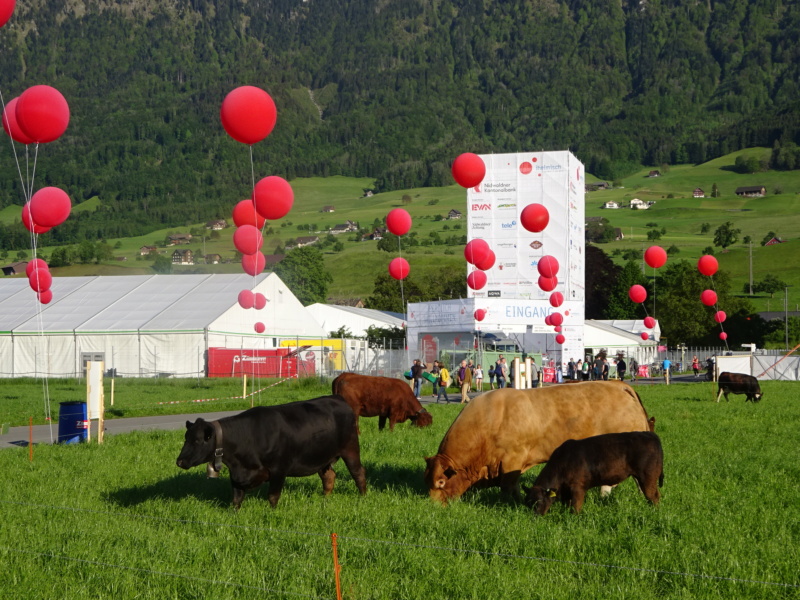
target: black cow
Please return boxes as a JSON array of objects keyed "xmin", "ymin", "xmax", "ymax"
[
  {"xmin": 523, "ymin": 431, "xmax": 664, "ymax": 515},
  {"xmin": 176, "ymin": 395, "xmax": 367, "ymax": 509},
  {"xmin": 717, "ymin": 371, "xmax": 763, "ymax": 403}
]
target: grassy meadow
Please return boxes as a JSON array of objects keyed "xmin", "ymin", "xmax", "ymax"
[{"xmin": 1, "ymin": 380, "xmax": 799, "ymax": 599}]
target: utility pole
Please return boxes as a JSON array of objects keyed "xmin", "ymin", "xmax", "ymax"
[{"xmin": 748, "ymin": 241, "xmax": 753, "ymax": 295}]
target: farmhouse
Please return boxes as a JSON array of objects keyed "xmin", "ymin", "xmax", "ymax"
[
  {"xmin": 448, "ymin": 209, "xmax": 462, "ymax": 220},
  {"xmin": 585, "ymin": 181, "xmax": 609, "ymax": 192},
  {"xmin": 167, "ymin": 233, "xmax": 192, "ymax": 245},
  {"xmin": 293, "ymin": 236, "xmax": 320, "ymax": 248},
  {"xmin": 172, "ymin": 249, "xmax": 194, "ymax": 265},
  {"xmin": 139, "ymin": 246, "xmax": 158, "ymax": 256},
  {"xmin": 764, "ymin": 237, "xmax": 785, "ymax": 246},
  {"xmin": 648, "ymin": 170, "xmax": 661, "ymax": 177},
  {"xmin": 205, "ymin": 220, "xmax": 228, "ymax": 230},
  {"xmin": 331, "ymin": 220, "xmax": 358, "ymax": 234},
  {"xmin": 603, "ymin": 201, "xmax": 619, "ymax": 209},
  {"xmin": 1, "ymin": 261, "xmax": 27, "ymax": 276},
  {"xmin": 205, "ymin": 254, "xmax": 222, "ymax": 264},
  {"xmin": 693, "ymin": 188, "xmax": 705, "ymax": 198},
  {"xmin": 629, "ymin": 198, "xmax": 647, "ymax": 210},
  {"xmin": 735, "ymin": 186, "xmax": 766, "ymax": 197},
  {"xmin": 321, "ymin": 205, "xmax": 335, "ymax": 213}
]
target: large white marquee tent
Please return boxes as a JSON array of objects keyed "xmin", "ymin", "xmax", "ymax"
[{"xmin": 0, "ymin": 273, "xmax": 324, "ymax": 378}]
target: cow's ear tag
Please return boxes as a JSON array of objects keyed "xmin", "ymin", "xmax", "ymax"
[{"xmin": 548, "ymin": 489, "xmax": 557, "ymax": 498}]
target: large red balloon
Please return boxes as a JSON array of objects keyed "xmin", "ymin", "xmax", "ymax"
[
  {"xmin": 467, "ymin": 270, "xmax": 487, "ymax": 290},
  {"xmin": 698, "ymin": 255, "xmax": 719, "ymax": 277},
  {"xmin": 714, "ymin": 310, "xmax": 727, "ymax": 323},
  {"xmin": 29, "ymin": 187, "xmax": 71, "ymax": 228},
  {"xmin": 233, "ymin": 225, "xmax": 263, "ymax": 256},
  {"xmin": 241, "ymin": 252, "xmax": 266, "ymax": 276},
  {"xmin": 644, "ymin": 246, "xmax": 667, "ymax": 269},
  {"xmin": 474, "ymin": 309, "xmax": 486, "ymax": 322},
  {"xmin": 475, "ymin": 249, "xmax": 496, "ymax": 271},
  {"xmin": 550, "ymin": 312, "xmax": 564, "ymax": 326},
  {"xmin": 640, "ymin": 332, "xmax": 650, "ymax": 341},
  {"xmin": 464, "ymin": 239, "xmax": 490, "ymax": 265},
  {"xmin": 386, "ymin": 208, "xmax": 412, "ymax": 236},
  {"xmin": 21, "ymin": 203, "xmax": 50, "ymax": 234},
  {"xmin": 26, "ymin": 258, "xmax": 48, "ymax": 278},
  {"xmin": 254, "ymin": 322, "xmax": 266, "ymax": 334},
  {"xmin": 253, "ymin": 176, "xmax": 293, "ymax": 220},
  {"xmin": 37, "ymin": 289, "xmax": 53, "ymax": 304},
  {"xmin": 16, "ymin": 85, "xmax": 70, "ymax": 143},
  {"xmin": 549, "ymin": 292, "xmax": 564, "ymax": 308},
  {"xmin": 232, "ymin": 199, "xmax": 265, "ymax": 229},
  {"xmin": 254, "ymin": 293, "xmax": 267, "ymax": 310},
  {"xmin": 538, "ymin": 275, "xmax": 558, "ymax": 292},
  {"xmin": 537, "ymin": 255, "xmax": 559, "ymax": 278},
  {"xmin": 388, "ymin": 257, "xmax": 410, "ymax": 280},
  {"xmin": 629, "ymin": 284, "xmax": 647, "ymax": 304},
  {"xmin": 238, "ymin": 289, "xmax": 255, "ymax": 309},
  {"xmin": 220, "ymin": 86, "xmax": 277, "ymax": 145},
  {"xmin": 544, "ymin": 314, "xmax": 553, "ymax": 326},
  {"xmin": 643, "ymin": 316, "xmax": 656, "ymax": 329},
  {"xmin": 0, "ymin": 0, "xmax": 16, "ymax": 27},
  {"xmin": 451, "ymin": 152, "xmax": 486, "ymax": 188},
  {"xmin": 700, "ymin": 289, "xmax": 717, "ymax": 306},
  {"xmin": 520, "ymin": 203, "xmax": 550, "ymax": 233},
  {"xmin": 719, "ymin": 332, "xmax": 728, "ymax": 341},
  {"xmin": 28, "ymin": 268, "xmax": 52, "ymax": 293},
  {"xmin": 555, "ymin": 334, "xmax": 566, "ymax": 345},
  {"xmin": 2, "ymin": 97, "xmax": 34, "ymax": 144}
]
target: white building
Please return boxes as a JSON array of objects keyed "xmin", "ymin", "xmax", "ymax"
[{"xmin": 306, "ymin": 304, "xmax": 404, "ymax": 337}]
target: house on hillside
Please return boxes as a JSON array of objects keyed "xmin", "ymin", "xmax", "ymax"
[
  {"xmin": 264, "ymin": 254, "xmax": 285, "ymax": 268},
  {"xmin": 764, "ymin": 237, "xmax": 785, "ymax": 246},
  {"xmin": 448, "ymin": 209, "xmax": 462, "ymax": 220},
  {"xmin": 205, "ymin": 254, "xmax": 222, "ymax": 264},
  {"xmin": 629, "ymin": 199, "xmax": 647, "ymax": 209},
  {"xmin": 172, "ymin": 249, "xmax": 194, "ymax": 265},
  {"xmin": 603, "ymin": 201, "xmax": 619, "ymax": 209},
  {"xmin": 167, "ymin": 234, "xmax": 192, "ymax": 245},
  {"xmin": 1, "ymin": 261, "xmax": 27, "ymax": 276},
  {"xmin": 205, "ymin": 220, "xmax": 228, "ymax": 230},
  {"xmin": 614, "ymin": 228, "xmax": 624, "ymax": 241},
  {"xmin": 140, "ymin": 246, "xmax": 158, "ymax": 256},
  {"xmin": 693, "ymin": 188, "xmax": 705, "ymax": 198},
  {"xmin": 586, "ymin": 181, "xmax": 610, "ymax": 192},
  {"xmin": 362, "ymin": 227, "xmax": 386, "ymax": 241},
  {"xmin": 648, "ymin": 170, "xmax": 661, "ymax": 178},
  {"xmin": 294, "ymin": 236, "xmax": 320, "ymax": 248},
  {"xmin": 321, "ymin": 205, "xmax": 335, "ymax": 213},
  {"xmin": 735, "ymin": 186, "xmax": 766, "ymax": 197},
  {"xmin": 330, "ymin": 220, "xmax": 358, "ymax": 234}
]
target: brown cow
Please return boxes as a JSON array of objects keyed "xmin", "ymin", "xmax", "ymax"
[
  {"xmin": 522, "ymin": 431, "xmax": 664, "ymax": 515},
  {"xmin": 332, "ymin": 372, "xmax": 433, "ymax": 432},
  {"xmin": 423, "ymin": 381, "xmax": 652, "ymax": 504}
]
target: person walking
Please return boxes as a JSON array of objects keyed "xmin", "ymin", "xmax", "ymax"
[
  {"xmin": 662, "ymin": 357, "xmax": 672, "ymax": 385},
  {"xmin": 602, "ymin": 358, "xmax": 609, "ymax": 381},
  {"xmin": 488, "ymin": 363, "xmax": 496, "ymax": 389},
  {"xmin": 692, "ymin": 355, "xmax": 700, "ymax": 378},
  {"xmin": 495, "ymin": 355, "xmax": 507, "ymax": 389},
  {"xmin": 457, "ymin": 360, "xmax": 473, "ymax": 403},
  {"xmin": 574, "ymin": 359, "xmax": 582, "ymax": 381},
  {"xmin": 507, "ymin": 357, "xmax": 516, "ymax": 388},
  {"xmin": 582, "ymin": 359, "xmax": 590, "ymax": 381},
  {"xmin": 567, "ymin": 358, "xmax": 575, "ymax": 381},
  {"xmin": 430, "ymin": 360, "xmax": 441, "ymax": 398},
  {"xmin": 631, "ymin": 358, "xmax": 638, "ymax": 382},
  {"xmin": 410, "ymin": 358, "xmax": 426, "ymax": 399},
  {"xmin": 474, "ymin": 364, "xmax": 484, "ymax": 392},
  {"xmin": 436, "ymin": 363, "xmax": 451, "ymax": 403},
  {"xmin": 467, "ymin": 359, "xmax": 476, "ymax": 390},
  {"xmin": 530, "ymin": 359, "xmax": 540, "ymax": 387},
  {"xmin": 616, "ymin": 356, "xmax": 627, "ymax": 381}
]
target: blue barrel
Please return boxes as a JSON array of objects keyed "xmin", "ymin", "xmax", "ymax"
[{"xmin": 58, "ymin": 402, "xmax": 88, "ymax": 444}]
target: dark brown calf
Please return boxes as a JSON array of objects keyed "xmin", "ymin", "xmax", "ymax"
[{"xmin": 523, "ymin": 431, "xmax": 664, "ymax": 514}]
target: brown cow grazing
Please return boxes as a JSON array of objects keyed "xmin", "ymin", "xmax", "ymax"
[
  {"xmin": 716, "ymin": 372, "xmax": 763, "ymax": 402},
  {"xmin": 424, "ymin": 381, "xmax": 652, "ymax": 504},
  {"xmin": 523, "ymin": 431, "xmax": 664, "ymax": 515},
  {"xmin": 332, "ymin": 372, "xmax": 433, "ymax": 432}
]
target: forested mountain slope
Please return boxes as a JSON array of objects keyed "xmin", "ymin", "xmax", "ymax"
[{"xmin": 0, "ymin": 0, "xmax": 797, "ymax": 246}]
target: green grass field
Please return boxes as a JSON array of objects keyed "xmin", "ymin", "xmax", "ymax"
[{"xmin": 1, "ymin": 380, "xmax": 798, "ymax": 599}]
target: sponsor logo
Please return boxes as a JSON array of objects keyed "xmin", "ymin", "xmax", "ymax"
[
  {"xmin": 471, "ymin": 203, "xmax": 491, "ymax": 211},
  {"xmin": 501, "ymin": 220, "xmax": 517, "ymax": 229},
  {"xmin": 530, "ymin": 240, "xmax": 543, "ymax": 249},
  {"xmin": 488, "ymin": 290, "xmax": 501, "ymax": 297},
  {"xmin": 496, "ymin": 203, "xmax": 517, "ymax": 210},
  {"xmin": 470, "ymin": 220, "xmax": 492, "ymax": 230},
  {"xmin": 519, "ymin": 162, "xmax": 532, "ymax": 175},
  {"xmin": 496, "ymin": 242, "xmax": 516, "ymax": 249},
  {"xmin": 232, "ymin": 355, "xmax": 267, "ymax": 364}
]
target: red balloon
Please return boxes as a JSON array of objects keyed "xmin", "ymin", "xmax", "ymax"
[
  {"xmin": 537, "ymin": 255, "xmax": 559, "ymax": 278},
  {"xmin": 467, "ymin": 270, "xmax": 487, "ymax": 290},
  {"xmin": 2, "ymin": 97, "xmax": 34, "ymax": 144},
  {"xmin": 549, "ymin": 292, "xmax": 564, "ymax": 308},
  {"xmin": 550, "ymin": 312, "xmax": 564, "ymax": 326},
  {"xmin": 719, "ymin": 332, "xmax": 728, "ymax": 341},
  {"xmin": 241, "ymin": 252, "xmax": 266, "ymax": 276},
  {"xmin": 641, "ymin": 332, "xmax": 650, "ymax": 341},
  {"xmin": 629, "ymin": 284, "xmax": 647, "ymax": 304},
  {"xmin": 253, "ymin": 176, "xmax": 293, "ymax": 220},
  {"xmin": 644, "ymin": 246, "xmax": 667, "ymax": 269},
  {"xmin": 538, "ymin": 275, "xmax": 558, "ymax": 292},
  {"xmin": 475, "ymin": 249, "xmax": 496, "ymax": 271},
  {"xmin": 28, "ymin": 268, "xmax": 51, "ymax": 293},
  {"xmin": 21, "ymin": 203, "xmax": 50, "ymax": 234},
  {"xmin": 451, "ymin": 152, "xmax": 486, "ymax": 188},
  {"xmin": 37, "ymin": 289, "xmax": 53, "ymax": 304},
  {"xmin": 25, "ymin": 258, "xmax": 48, "ymax": 277},
  {"xmin": 714, "ymin": 310, "xmax": 727, "ymax": 324},
  {"xmin": 232, "ymin": 199, "xmax": 265, "ymax": 229},
  {"xmin": 700, "ymin": 289, "xmax": 717, "ymax": 306},
  {"xmin": 520, "ymin": 203, "xmax": 549, "ymax": 233},
  {"xmin": 29, "ymin": 187, "xmax": 71, "ymax": 228},
  {"xmin": 16, "ymin": 85, "xmax": 70, "ymax": 143},
  {"xmin": 698, "ymin": 255, "xmax": 719, "ymax": 277},
  {"xmin": 0, "ymin": 0, "xmax": 16, "ymax": 27},
  {"xmin": 220, "ymin": 86, "xmax": 277, "ymax": 145},
  {"xmin": 554, "ymin": 325, "xmax": 562, "ymax": 333},
  {"xmin": 544, "ymin": 314, "xmax": 553, "ymax": 326},
  {"xmin": 464, "ymin": 239, "xmax": 490, "ymax": 265},
  {"xmin": 643, "ymin": 316, "xmax": 656, "ymax": 329},
  {"xmin": 555, "ymin": 334, "xmax": 566, "ymax": 345},
  {"xmin": 233, "ymin": 225, "xmax": 263, "ymax": 256},
  {"xmin": 254, "ymin": 322, "xmax": 266, "ymax": 334},
  {"xmin": 474, "ymin": 309, "xmax": 486, "ymax": 321},
  {"xmin": 386, "ymin": 208, "xmax": 412, "ymax": 236},
  {"xmin": 254, "ymin": 293, "xmax": 267, "ymax": 310},
  {"xmin": 238, "ymin": 289, "xmax": 255, "ymax": 309},
  {"xmin": 388, "ymin": 257, "xmax": 410, "ymax": 280}
]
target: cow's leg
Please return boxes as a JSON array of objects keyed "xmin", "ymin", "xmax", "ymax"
[
  {"xmin": 232, "ymin": 485, "xmax": 247, "ymax": 511},
  {"xmin": 378, "ymin": 415, "xmax": 387, "ymax": 430},
  {"xmin": 599, "ymin": 485, "xmax": 615, "ymax": 497},
  {"xmin": 499, "ymin": 471, "xmax": 522, "ymax": 501},
  {"xmin": 266, "ymin": 475, "xmax": 286, "ymax": 508},
  {"xmin": 318, "ymin": 465, "xmax": 336, "ymax": 495},
  {"xmin": 716, "ymin": 387, "xmax": 724, "ymax": 403},
  {"xmin": 340, "ymin": 443, "xmax": 367, "ymax": 496},
  {"xmin": 569, "ymin": 487, "xmax": 586, "ymax": 513}
]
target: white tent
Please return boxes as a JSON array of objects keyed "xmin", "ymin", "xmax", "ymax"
[
  {"xmin": 0, "ymin": 273, "xmax": 324, "ymax": 378},
  {"xmin": 584, "ymin": 320, "xmax": 659, "ymax": 365},
  {"xmin": 305, "ymin": 304, "xmax": 404, "ymax": 337}
]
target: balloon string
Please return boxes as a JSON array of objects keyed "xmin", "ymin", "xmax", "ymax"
[
  {"xmin": 0, "ymin": 89, "xmax": 33, "ymax": 201},
  {"xmin": 397, "ymin": 235, "xmax": 407, "ymax": 350},
  {"xmin": 707, "ymin": 275, "xmax": 729, "ymax": 351}
]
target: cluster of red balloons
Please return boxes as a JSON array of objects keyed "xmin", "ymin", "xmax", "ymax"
[
  {"xmin": 464, "ymin": 238, "xmax": 494, "ymax": 290},
  {"xmin": 222, "ymin": 86, "xmax": 294, "ymax": 334},
  {"xmin": 26, "ymin": 258, "xmax": 52, "ymax": 304},
  {"xmin": 697, "ymin": 255, "xmax": 727, "ymax": 340},
  {"xmin": 626, "ymin": 245, "xmax": 669, "ymax": 340},
  {"xmin": 386, "ymin": 208, "xmax": 412, "ymax": 280}
]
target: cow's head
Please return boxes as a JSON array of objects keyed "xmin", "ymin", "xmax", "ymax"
[
  {"xmin": 423, "ymin": 455, "xmax": 459, "ymax": 503},
  {"xmin": 175, "ymin": 418, "xmax": 216, "ymax": 470},
  {"xmin": 412, "ymin": 409, "xmax": 433, "ymax": 428},
  {"xmin": 753, "ymin": 391, "xmax": 763, "ymax": 402},
  {"xmin": 522, "ymin": 485, "xmax": 558, "ymax": 515}
]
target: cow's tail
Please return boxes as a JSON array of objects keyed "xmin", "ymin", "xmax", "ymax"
[
  {"xmin": 331, "ymin": 373, "xmax": 343, "ymax": 395},
  {"xmin": 625, "ymin": 383, "xmax": 652, "ymax": 425},
  {"xmin": 659, "ymin": 471, "xmax": 664, "ymax": 488}
]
